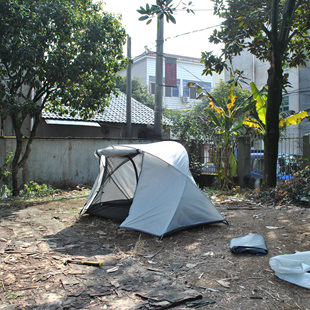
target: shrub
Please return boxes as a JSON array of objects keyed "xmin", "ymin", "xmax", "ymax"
[
  {"xmin": 0, "ymin": 153, "xmax": 13, "ymax": 197},
  {"xmin": 20, "ymin": 181, "xmax": 61, "ymax": 197},
  {"xmin": 276, "ymin": 165, "xmax": 310, "ymax": 204}
]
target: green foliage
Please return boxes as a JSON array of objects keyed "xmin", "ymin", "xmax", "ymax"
[
  {"xmin": 0, "ymin": 153, "xmax": 13, "ymax": 197},
  {"xmin": 0, "ymin": 0, "xmax": 127, "ymax": 195},
  {"xmin": 137, "ymin": 1, "xmax": 194, "ymax": 24},
  {"xmin": 204, "ymin": 0, "xmax": 310, "ymax": 71},
  {"xmin": 196, "ymin": 80, "xmax": 253, "ymax": 189},
  {"xmin": 0, "ymin": 0, "xmax": 127, "ymax": 121},
  {"xmin": 0, "ymin": 153, "xmax": 12, "ymax": 185},
  {"xmin": 202, "ymin": 0, "xmax": 310, "ymax": 187},
  {"xmin": 137, "ymin": 0, "xmax": 176, "ymax": 24},
  {"xmin": 20, "ymin": 181, "xmax": 61, "ymax": 197},
  {"xmin": 116, "ymin": 76, "xmax": 155, "ymax": 109},
  {"xmin": 165, "ymin": 106, "xmax": 211, "ymax": 178},
  {"xmin": 243, "ymin": 82, "xmax": 308, "ymax": 134},
  {"xmin": 202, "ymin": 79, "xmax": 251, "ymax": 109},
  {"xmin": 276, "ymin": 165, "xmax": 310, "ymax": 203},
  {"xmin": 165, "ymin": 79, "xmax": 253, "ymax": 184},
  {"xmin": 1, "ymin": 280, "xmax": 18, "ymax": 303}
]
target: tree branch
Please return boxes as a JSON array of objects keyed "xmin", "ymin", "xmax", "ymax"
[
  {"xmin": 279, "ymin": 0, "xmax": 297, "ymax": 46},
  {"xmin": 17, "ymin": 112, "xmax": 41, "ymax": 170},
  {"xmin": 260, "ymin": 23, "xmax": 272, "ymax": 41},
  {"xmin": 271, "ymin": 0, "xmax": 280, "ymax": 44},
  {"xmin": 11, "ymin": 113, "xmax": 24, "ymax": 169}
]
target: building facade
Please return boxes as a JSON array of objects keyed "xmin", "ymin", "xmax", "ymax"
[
  {"xmin": 223, "ymin": 51, "xmax": 310, "ymax": 154},
  {"xmin": 119, "ymin": 51, "xmax": 213, "ymax": 110}
]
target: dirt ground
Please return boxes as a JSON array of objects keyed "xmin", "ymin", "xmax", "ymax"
[{"xmin": 0, "ymin": 189, "xmax": 309, "ymax": 310}]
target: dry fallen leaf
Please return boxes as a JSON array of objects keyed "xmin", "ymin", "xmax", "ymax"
[
  {"xmin": 106, "ymin": 266, "xmax": 119, "ymax": 273},
  {"xmin": 111, "ymin": 280, "xmax": 120, "ymax": 288},
  {"xmin": 216, "ymin": 279, "xmax": 230, "ymax": 288}
]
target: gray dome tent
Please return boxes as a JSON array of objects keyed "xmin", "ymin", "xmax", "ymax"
[{"xmin": 79, "ymin": 141, "xmax": 226, "ymax": 237}]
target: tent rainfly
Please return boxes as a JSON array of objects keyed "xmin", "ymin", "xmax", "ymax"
[{"xmin": 79, "ymin": 141, "xmax": 227, "ymax": 237}]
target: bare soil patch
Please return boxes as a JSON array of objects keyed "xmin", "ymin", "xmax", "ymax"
[{"xmin": 0, "ymin": 190, "xmax": 309, "ymax": 310}]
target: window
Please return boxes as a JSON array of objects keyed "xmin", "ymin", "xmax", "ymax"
[
  {"xmin": 281, "ymin": 96, "xmax": 289, "ymax": 112},
  {"xmin": 165, "ymin": 79, "xmax": 180, "ymax": 97},
  {"xmin": 201, "ymin": 82, "xmax": 211, "ymax": 93},
  {"xmin": 183, "ymin": 80, "xmax": 196, "ymax": 99},
  {"xmin": 183, "ymin": 80, "xmax": 212, "ymax": 99},
  {"xmin": 149, "ymin": 76, "xmax": 155, "ymax": 95}
]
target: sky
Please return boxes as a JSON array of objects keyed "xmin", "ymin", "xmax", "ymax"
[{"xmin": 102, "ymin": 0, "xmax": 222, "ymax": 59}]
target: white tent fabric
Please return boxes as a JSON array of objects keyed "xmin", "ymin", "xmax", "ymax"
[{"xmin": 79, "ymin": 141, "xmax": 226, "ymax": 237}]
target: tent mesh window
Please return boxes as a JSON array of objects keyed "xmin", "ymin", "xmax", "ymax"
[{"xmin": 87, "ymin": 154, "xmax": 143, "ymax": 220}]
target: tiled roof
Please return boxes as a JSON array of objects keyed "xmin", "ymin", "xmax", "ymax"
[{"xmin": 42, "ymin": 92, "xmax": 167, "ymax": 126}]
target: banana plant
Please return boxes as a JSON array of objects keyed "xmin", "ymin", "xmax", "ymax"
[
  {"xmin": 243, "ymin": 82, "xmax": 308, "ymax": 134},
  {"xmin": 190, "ymin": 81, "xmax": 252, "ymax": 189}
]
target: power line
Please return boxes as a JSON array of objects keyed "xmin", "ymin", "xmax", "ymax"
[
  {"xmin": 177, "ymin": 63, "xmax": 207, "ymax": 84},
  {"xmin": 131, "ymin": 24, "xmax": 221, "ymax": 59},
  {"xmin": 164, "ymin": 25, "xmax": 221, "ymax": 43},
  {"xmin": 285, "ymin": 88, "xmax": 310, "ymax": 96}
]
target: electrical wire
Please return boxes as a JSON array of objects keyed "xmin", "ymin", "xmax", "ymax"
[{"xmin": 131, "ymin": 24, "xmax": 221, "ymax": 59}]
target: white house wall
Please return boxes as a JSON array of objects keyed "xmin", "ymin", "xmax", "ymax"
[
  {"xmin": 171, "ymin": 60, "xmax": 212, "ymax": 110},
  {"xmin": 119, "ymin": 52, "xmax": 212, "ymax": 111},
  {"xmin": 130, "ymin": 58, "xmax": 148, "ymax": 85}
]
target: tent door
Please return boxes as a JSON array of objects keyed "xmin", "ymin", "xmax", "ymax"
[{"xmin": 85, "ymin": 153, "xmax": 143, "ymax": 221}]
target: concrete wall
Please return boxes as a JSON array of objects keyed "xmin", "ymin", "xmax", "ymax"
[{"xmin": 0, "ymin": 137, "xmax": 154, "ymax": 188}]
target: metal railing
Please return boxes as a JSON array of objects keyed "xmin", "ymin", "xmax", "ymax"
[
  {"xmin": 200, "ymin": 135, "xmax": 303, "ymax": 179},
  {"xmin": 250, "ymin": 135, "xmax": 303, "ymax": 180}
]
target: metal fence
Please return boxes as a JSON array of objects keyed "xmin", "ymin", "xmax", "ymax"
[
  {"xmin": 250, "ymin": 135, "xmax": 303, "ymax": 180},
  {"xmin": 200, "ymin": 139, "xmax": 237, "ymax": 175},
  {"xmin": 201, "ymin": 135, "xmax": 303, "ymax": 179}
]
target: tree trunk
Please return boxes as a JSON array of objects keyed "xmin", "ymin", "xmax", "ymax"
[
  {"xmin": 11, "ymin": 113, "xmax": 41, "ymax": 196},
  {"xmin": 263, "ymin": 0, "xmax": 296, "ymax": 188},
  {"xmin": 11, "ymin": 119, "xmax": 24, "ymax": 196},
  {"xmin": 264, "ymin": 52, "xmax": 283, "ymax": 187},
  {"xmin": 11, "ymin": 161, "xmax": 20, "ymax": 197}
]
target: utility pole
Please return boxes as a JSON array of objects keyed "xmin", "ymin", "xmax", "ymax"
[
  {"xmin": 154, "ymin": 17, "xmax": 164, "ymax": 140},
  {"xmin": 126, "ymin": 35, "xmax": 132, "ymax": 138}
]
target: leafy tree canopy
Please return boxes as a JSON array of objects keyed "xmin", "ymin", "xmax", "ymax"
[
  {"xmin": 201, "ymin": 0, "xmax": 310, "ymax": 187},
  {"xmin": 0, "ymin": 0, "xmax": 127, "ymax": 122},
  {"xmin": 137, "ymin": 0, "xmax": 194, "ymax": 26},
  {"xmin": 116, "ymin": 76, "xmax": 155, "ymax": 109},
  {"xmin": 201, "ymin": 79, "xmax": 251, "ymax": 110},
  {"xmin": 0, "ymin": 0, "xmax": 127, "ymax": 195},
  {"xmin": 203, "ymin": 0, "xmax": 310, "ymax": 75}
]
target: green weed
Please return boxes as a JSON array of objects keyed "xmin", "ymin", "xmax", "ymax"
[
  {"xmin": 1, "ymin": 280, "xmax": 18, "ymax": 303},
  {"xmin": 20, "ymin": 181, "xmax": 62, "ymax": 197}
]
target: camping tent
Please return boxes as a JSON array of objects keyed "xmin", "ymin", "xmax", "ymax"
[{"xmin": 79, "ymin": 141, "xmax": 226, "ymax": 237}]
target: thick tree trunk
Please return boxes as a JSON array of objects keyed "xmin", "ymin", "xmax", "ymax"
[
  {"xmin": 11, "ymin": 121, "xmax": 23, "ymax": 196},
  {"xmin": 264, "ymin": 54, "xmax": 283, "ymax": 187},
  {"xmin": 263, "ymin": 0, "xmax": 296, "ymax": 188}
]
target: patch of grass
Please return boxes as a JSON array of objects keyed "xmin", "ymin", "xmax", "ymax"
[
  {"xmin": 1, "ymin": 280, "xmax": 18, "ymax": 303},
  {"xmin": 19, "ymin": 181, "xmax": 63, "ymax": 198}
]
